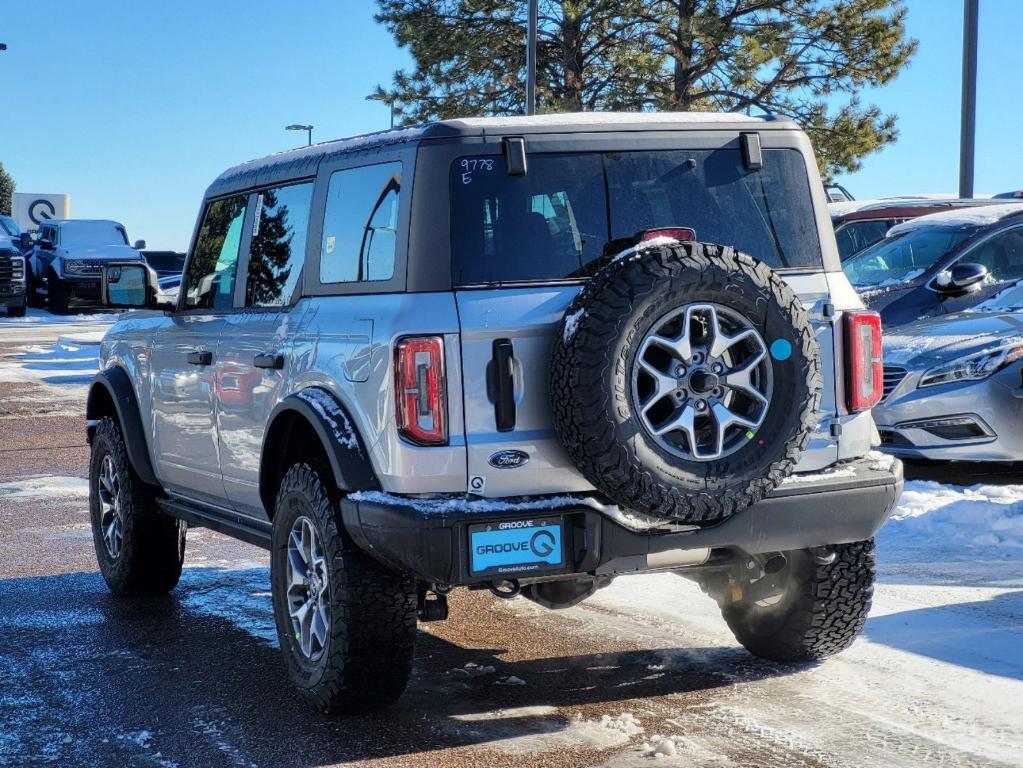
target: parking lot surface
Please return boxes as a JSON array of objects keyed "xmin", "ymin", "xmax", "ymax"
[{"xmin": 1, "ymin": 313, "xmax": 1021, "ymax": 768}]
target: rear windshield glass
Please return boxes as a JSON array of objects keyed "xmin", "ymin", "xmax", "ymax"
[
  {"xmin": 61, "ymin": 221, "xmax": 129, "ymax": 247},
  {"xmin": 450, "ymin": 148, "xmax": 822, "ymax": 285},
  {"xmin": 843, "ymin": 226, "xmax": 978, "ymax": 287}
]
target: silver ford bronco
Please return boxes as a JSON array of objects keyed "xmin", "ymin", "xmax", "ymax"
[{"xmin": 87, "ymin": 113, "xmax": 902, "ymax": 713}]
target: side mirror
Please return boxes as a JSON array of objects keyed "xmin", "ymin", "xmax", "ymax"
[
  {"xmin": 101, "ymin": 262, "xmax": 160, "ymax": 309},
  {"xmin": 19, "ymin": 233, "xmax": 32, "ymax": 250},
  {"xmin": 936, "ymin": 262, "xmax": 988, "ymax": 294},
  {"xmin": 134, "ymin": 239, "xmax": 147, "ymax": 250}
]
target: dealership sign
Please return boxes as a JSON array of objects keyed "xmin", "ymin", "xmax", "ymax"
[{"xmin": 12, "ymin": 193, "xmax": 70, "ymax": 230}]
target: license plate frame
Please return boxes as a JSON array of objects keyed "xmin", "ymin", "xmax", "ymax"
[{"xmin": 468, "ymin": 517, "xmax": 565, "ymax": 577}]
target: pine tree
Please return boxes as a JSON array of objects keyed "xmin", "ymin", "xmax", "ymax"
[
  {"xmin": 374, "ymin": 0, "xmax": 916, "ymax": 177},
  {"xmin": 0, "ymin": 163, "xmax": 14, "ymax": 217}
]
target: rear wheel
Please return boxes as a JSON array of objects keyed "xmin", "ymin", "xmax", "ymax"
[
  {"xmin": 721, "ymin": 540, "xmax": 875, "ymax": 662},
  {"xmin": 270, "ymin": 463, "xmax": 418, "ymax": 713},
  {"xmin": 89, "ymin": 416, "xmax": 185, "ymax": 595}
]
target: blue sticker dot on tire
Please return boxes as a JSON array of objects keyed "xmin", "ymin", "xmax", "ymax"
[{"xmin": 770, "ymin": 339, "xmax": 792, "ymax": 361}]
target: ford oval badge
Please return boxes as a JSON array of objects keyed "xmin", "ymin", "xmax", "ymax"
[{"xmin": 489, "ymin": 450, "xmax": 529, "ymax": 469}]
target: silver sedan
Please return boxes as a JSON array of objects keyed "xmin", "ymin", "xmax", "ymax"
[{"xmin": 874, "ymin": 282, "xmax": 1023, "ymax": 461}]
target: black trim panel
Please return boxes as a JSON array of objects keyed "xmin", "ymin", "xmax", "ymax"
[
  {"xmin": 157, "ymin": 498, "xmax": 272, "ymax": 550},
  {"xmin": 263, "ymin": 389, "xmax": 382, "ymax": 495},
  {"xmin": 87, "ymin": 367, "xmax": 159, "ymax": 486},
  {"xmin": 340, "ymin": 457, "xmax": 903, "ymax": 586}
]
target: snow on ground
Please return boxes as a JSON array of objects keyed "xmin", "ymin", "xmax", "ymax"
[
  {"xmin": 0, "ymin": 308, "xmax": 115, "ymax": 344},
  {"xmin": 0, "ymin": 326, "xmax": 103, "ymax": 389},
  {"xmin": 0, "ymin": 476, "xmax": 90, "ymax": 501},
  {"xmin": 160, "ymin": 476, "xmax": 1023, "ymax": 765}
]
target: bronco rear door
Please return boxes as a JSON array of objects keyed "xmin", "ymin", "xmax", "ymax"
[{"xmin": 451, "ymin": 141, "xmax": 842, "ymax": 498}]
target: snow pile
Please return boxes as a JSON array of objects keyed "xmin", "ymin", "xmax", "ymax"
[
  {"xmin": 586, "ymin": 712, "xmax": 644, "ymax": 741},
  {"xmin": 562, "ymin": 307, "xmax": 585, "ymax": 343},
  {"xmin": 0, "ymin": 334, "xmax": 101, "ymax": 387},
  {"xmin": 448, "ymin": 662, "xmax": 496, "ymax": 678},
  {"xmin": 294, "ymin": 387, "xmax": 358, "ymax": 450},
  {"xmin": 348, "ymin": 490, "xmax": 591, "ymax": 516},
  {"xmin": 613, "ymin": 236, "xmax": 680, "ymax": 262},
  {"xmin": 0, "ymin": 476, "xmax": 89, "ymax": 501},
  {"xmin": 884, "ymin": 480, "xmax": 1023, "ymax": 553}
]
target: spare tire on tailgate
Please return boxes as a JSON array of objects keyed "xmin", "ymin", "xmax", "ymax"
[{"xmin": 550, "ymin": 241, "xmax": 821, "ymax": 524}]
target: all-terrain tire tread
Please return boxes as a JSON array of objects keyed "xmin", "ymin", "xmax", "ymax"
[
  {"xmin": 724, "ymin": 539, "xmax": 875, "ymax": 662},
  {"xmin": 90, "ymin": 416, "xmax": 185, "ymax": 596},
  {"xmin": 272, "ymin": 463, "xmax": 417, "ymax": 714},
  {"xmin": 550, "ymin": 241, "xmax": 821, "ymax": 524}
]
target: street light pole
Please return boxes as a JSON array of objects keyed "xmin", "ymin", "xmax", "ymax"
[
  {"xmin": 525, "ymin": 0, "xmax": 537, "ymax": 115},
  {"xmin": 286, "ymin": 123, "xmax": 313, "ymax": 146},
  {"xmin": 959, "ymin": 0, "xmax": 979, "ymax": 199}
]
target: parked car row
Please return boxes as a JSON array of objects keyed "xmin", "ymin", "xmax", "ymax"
[
  {"xmin": 0, "ymin": 216, "xmax": 186, "ymax": 316},
  {"xmin": 834, "ymin": 197, "xmax": 1023, "ymax": 464}
]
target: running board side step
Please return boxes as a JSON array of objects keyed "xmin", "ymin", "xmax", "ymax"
[{"xmin": 157, "ymin": 498, "xmax": 272, "ymax": 550}]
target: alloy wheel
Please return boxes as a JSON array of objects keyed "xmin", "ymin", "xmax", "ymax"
[
  {"xmin": 97, "ymin": 454, "xmax": 124, "ymax": 558},
  {"xmin": 286, "ymin": 516, "xmax": 331, "ymax": 661},
  {"xmin": 632, "ymin": 302, "xmax": 773, "ymax": 461}
]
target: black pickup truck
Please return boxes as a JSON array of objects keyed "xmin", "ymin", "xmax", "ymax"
[{"xmin": 0, "ymin": 216, "xmax": 27, "ymax": 317}]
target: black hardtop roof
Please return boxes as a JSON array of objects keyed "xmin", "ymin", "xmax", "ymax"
[{"xmin": 205, "ymin": 111, "xmax": 795, "ymax": 199}]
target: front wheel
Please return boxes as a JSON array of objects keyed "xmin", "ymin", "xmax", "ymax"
[
  {"xmin": 89, "ymin": 416, "xmax": 186, "ymax": 595},
  {"xmin": 721, "ymin": 539, "xmax": 875, "ymax": 662},
  {"xmin": 7, "ymin": 304, "xmax": 26, "ymax": 318},
  {"xmin": 270, "ymin": 463, "xmax": 418, "ymax": 713}
]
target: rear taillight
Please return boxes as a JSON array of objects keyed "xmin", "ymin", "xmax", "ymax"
[
  {"xmin": 845, "ymin": 311, "xmax": 883, "ymax": 412},
  {"xmin": 640, "ymin": 227, "xmax": 696, "ymax": 243},
  {"xmin": 395, "ymin": 336, "xmax": 447, "ymax": 445}
]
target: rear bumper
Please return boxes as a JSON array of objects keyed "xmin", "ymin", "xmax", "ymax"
[{"xmin": 340, "ymin": 455, "xmax": 903, "ymax": 586}]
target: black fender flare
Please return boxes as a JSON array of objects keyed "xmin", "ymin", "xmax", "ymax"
[
  {"xmin": 86, "ymin": 366, "xmax": 160, "ymax": 486},
  {"xmin": 261, "ymin": 388, "xmax": 381, "ymax": 503}
]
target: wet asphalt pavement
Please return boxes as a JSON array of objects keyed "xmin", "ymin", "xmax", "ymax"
[{"xmin": 2, "ymin": 322, "xmax": 1022, "ymax": 768}]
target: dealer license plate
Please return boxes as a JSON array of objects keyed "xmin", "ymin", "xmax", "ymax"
[{"xmin": 468, "ymin": 518, "xmax": 564, "ymax": 576}]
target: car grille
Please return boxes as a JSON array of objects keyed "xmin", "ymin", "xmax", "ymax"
[
  {"xmin": 0, "ymin": 252, "xmax": 23, "ymax": 283},
  {"xmin": 882, "ymin": 365, "xmax": 908, "ymax": 400}
]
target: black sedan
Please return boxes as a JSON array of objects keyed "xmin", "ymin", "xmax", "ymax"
[{"xmin": 843, "ymin": 203, "xmax": 1023, "ymax": 326}]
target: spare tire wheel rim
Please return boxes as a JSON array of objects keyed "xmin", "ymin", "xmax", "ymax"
[
  {"xmin": 631, "ymin": 302, "xmax": 772, "ymax": 461},
  {"xmin": 286, "ymin": 515, "xmax": 331, "ymax": 662}
]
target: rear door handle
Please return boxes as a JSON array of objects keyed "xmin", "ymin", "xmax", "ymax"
[
  {"xmin": 486, "ymin": 339, "xmax": 516, "ymax": 432},
  {"xmin": 253, "ymin": 353, "xmax": 284, "ymax": 370},
  {"xmin": 186, "ymin": 350, "xmax": 213, "ymax": 366}
]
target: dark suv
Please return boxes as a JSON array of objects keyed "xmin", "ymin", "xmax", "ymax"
[
  {"xmin": 0, "ymin": 215, "xmax": 27, "ymax": 317},
  {"xmin": 86, "ymin": 113, "xmax": 901, "ymax": 713}
]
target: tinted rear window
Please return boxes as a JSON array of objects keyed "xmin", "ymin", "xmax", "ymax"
[{"xmin": 450, "ymin": 148, "xmax": 822, "ymax": 285}]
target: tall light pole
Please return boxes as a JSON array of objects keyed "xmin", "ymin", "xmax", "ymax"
[
  {"xmin": 286, "ymin": 123, "xmax": 313, "ymax": 146},
  {"xmin": 525, "ymin": 0, "xmax": 538, "ymax": 115},
  {"xmin": 959, "ymin": 0, "xmax": 979, "ymax": 199}
]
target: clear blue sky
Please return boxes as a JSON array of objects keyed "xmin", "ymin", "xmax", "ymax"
[{"xmin": 1, "ymin": 0, "xmax": 1018, "ymax": 250}]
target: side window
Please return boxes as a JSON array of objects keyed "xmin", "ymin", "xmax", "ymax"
[
  {"xmin": 966, "ymin": 228, "xmax": 1023, "ymax": 283},
  {"xmin": 246, "ymin": 182, "xmax": 313, "ymax": 307},
  {"xmin": 319, "ymin": 162, "xmax": 401, "ymax": 284},
  {"xmin": 835, "ymin": 220, "xmax": 891, "ymax": 260},
  {"xmin": 183, "ymin": 195, "xmax": 248, "ymax": 311}
]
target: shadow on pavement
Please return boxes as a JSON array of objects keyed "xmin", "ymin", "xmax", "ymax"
[
  {"xmin": 0, "ymin": 567, "xmax": 798, "ymax": 767},
  {"xmin": 864, "ymin": 590, "xmax": 1023, "ymax": 682}
]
